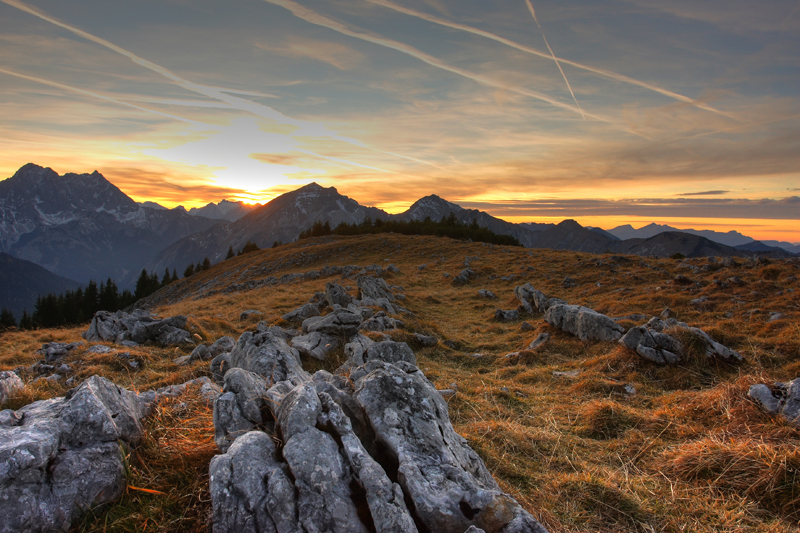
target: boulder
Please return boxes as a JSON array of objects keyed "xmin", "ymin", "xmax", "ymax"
[
  {"xmin": 478, "ymin": 290, "xmax": 496, "ymax": 299},
  {"xmin": 495, "ymin": 309, "xmax": 520, "ymax": 321},
  {"xmin": 0, "ymin": 376, "xmax": 149, "ymax": 533},
  {"xmin": 359, "ymin": 312, "xmax": 402, "ymax": 332},
  {"xmin": 36, "ymin": 341, "xmax": 83, "ymax": 363},
  {"xmin": 413, "ymin": 333, "xmax": 438, "ymax": 347},
  {"xmin": 228, "ymin": 329, "xmax": 309, "ymax": 385},
  {"xmin": 749, "ymin": 379, "xmax": 800, "ymax": 426},
  {"xmin": 304, "ymin": 308, "xmax": 362, "ymax": 338},
  {"xmin": 83, "ymin": 310, "xmax": 193, "ymax": 347},
  {"xmin": 0, "ymin": 371, "xmax": 24, "ymax": 404},
  {"xmin": 240, "ymin": 310, "xmax": 264, "ymax": 320},
  {"xmin": 281, "ymin": 302, "xmax": 321, "ymax": 323},
  {"xmin": 357, "ymin": 276, "xmax": 395, "ymax": 302},
  {"xmin": 214, "ymin": 369, "xmax": 272, "ymax": 452},
  {"xmin": 341, "ymin": 334, "xmax": 375, "ymax": 368},
  {"xmin": 326, "ymin": 282, "xmax": 354, "ymax": 307},
  {"xmin": 619, "ymin": 326, "xmax": 681, "ymax": 365},
  {"xmin": 291, "ymin": 331, "xmax": 341, "ymax": 361},
  {"xmin": 528, "ymin": 333, "xmax": 550, "ymax": 351},
  {"xmin": 364, "ymin": 341, "xmax": 417, "ymax": 366},
  {"xmin": 514, "ymin": 283, "xmax": 563, "ymax": 314},
  {"xmin": 210, "ymin": 353, "xmax": 232, "ymax": 385},
  {"xmin": 452, "ymin": 268, "xmax": 475, "ymax": 285},
  {"xmin": 544, "ymin": 304, "xmax": 624, "ymax": 342}
]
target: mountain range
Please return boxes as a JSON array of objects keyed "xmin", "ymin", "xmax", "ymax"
[
  {"xmin": 0, "ymin": 163, "xmax": 796, "ymax": 316},
  {"xmin": 0, "ymin": 252, "xmax": 80, "ymax": 319}
]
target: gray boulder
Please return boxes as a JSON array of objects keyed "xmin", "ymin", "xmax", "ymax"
[
  {"xmin": 0, "ymin": 376, "xmax": 148, "ymax": 533},
  {"xmin": 619, "ymin": 326, "xmax": 681, "ymax": 364},
  {"xmin": 326, "ymin": 282, "xmax": 354, "ymax": 307},
  {"xmin": 0, "ymin": 371, "xmax": 24, "ymax": 404},
  {"xmin": 83, "ymin": 310, "xmax": 193, "ymax": 347},
  {"xmin": 228, "ymin": 330, "xmax": 309, "ymax": 385},
  {"xmin": 210, "ymin": 353, "xmax": 232, "ymax": 385},
  {"xmin": 478, "ymin": 290, "xmax": 496, "ymax": 299},
  {"xmin": 749, "ymin": 379, "xmax": 800, "ymax": 426},
  {"xmin": 37, "ymin": 342, "xmax": 83, "ymax": 363},
  {"xmin": 452, "ymin": 268, "xmax": 475, "ymax": 285},
  {"xmin": 304, "ymin": 308, "xmax": 362, "ymax": 338},
  {"xmin": 495, "ymin": 309, "xmax": 520, "ymax": 322},
  {"xmin": 357, "ymin": 276, "xmax": 395, "ymax": 302},
  {"xmin": 413, "ymin": 333, "xmax": 438, "ymax": 347},
  {"xmin": 214, "ymin": 369, "xmax": 272, "ymax": 452},
  {"xmin": 341, "ymin": 334, "xmax": 375, "ymax": 368},
  {"xmin": 281, "ymin": 302, "xmax": 321, "ymax": 323},
  {"xmin": 354, "ymin": 361, "xmax": 547, "ymax": 533},
  {"xmin": 364, "ymin": 341, "xmax": 417, "ymax": 366},
  {"xmin": 190, "ymin": 336, "xmax": 236, "ymax": 363},
  {"xmin": 544, "ymin": 304, "xmax": 624, "ymax": 342},
  {"xmin": 639, "ymin": 317, "xmax": 741, "ymax": 363},
  {"xmin": 291, "ymin": 332, "xmax": 341, "ymax": 361},
  {"xmin": 514, "ymin": 283, "xmax": 563, "ymax": 314},
  {"xmin": 359, "ymin": 312, "xmax": 402, "ymax": 332}
]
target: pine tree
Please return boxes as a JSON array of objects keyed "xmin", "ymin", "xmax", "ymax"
[
  {"xmin": 161, "ymin": 268, "xmax": 172, "ymax": 286},
  {"xmin": 171, "ymin": 269, "xmax": 179, "ymax": 283},
  {"xmin": 99, "ymin": 278, "xmax": 119, "ymax": 311},
  {"xmin": 226, "ymin": 246, "xmax": 235, "ymax": 259},
  {"xmin": 83, "ymin": 280, "xmax": 99, "ymax": 319},
  {"xmin": 201, "ymin": 257, "xmax": 211, "ymax": 270},
  {"xmin": 0, "ymin": 308, "xmax": 16, "ymax": 330},
  {"xmin": 184, "ymin": 263, "xmax": 194, "ymax": 278},
  {"xmin": 19, "ymin": 310, "xmax": 33, "ymax": 330},
  {"xmin": 135, "ymin": 269, "xmax": 150, "ymax": 300}
]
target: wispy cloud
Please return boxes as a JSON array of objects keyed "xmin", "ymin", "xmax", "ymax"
[
  {"xmin": 255, "ymin": 37, "xmax": 364, "ymax": 70},
  {"xmin": 677, "ymin": 190, "xmax": 729, "ymax": 196},
  {"xmin": 362, "ymin": 0, "xmax": 731, "ymax": 117},
  {"xmin": 524, "ymin": 0, "xmax": 584, "ymax": 119},
  {"xmin": 259, "ymin": 0, "xmax": 600, "ymax": 120},
  {"xmin": 0, "ymin": 67, "xmax": 203, "ymax": 125}
]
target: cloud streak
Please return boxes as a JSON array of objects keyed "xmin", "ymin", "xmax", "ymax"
[
  {"xmin": 0, "ymin": 0, "xmax": 442, "ymax": 170},
  {"xmin": 260, "ymin": 0, "xmax": 602, "ymax": 120},
  {"xmin": 524, "ymin": 0, "xmax": 584, "ymax": 119},
  {"xmin": 363, "ymin": 0, "xmax": 731, "ymax": 117}
]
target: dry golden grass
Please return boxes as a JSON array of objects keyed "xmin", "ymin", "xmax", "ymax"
[{"xmin": 1, "ymin": 233, "xmax": 798, "ymax": 532}]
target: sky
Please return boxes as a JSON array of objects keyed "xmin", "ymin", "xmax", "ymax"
[{"xmin": 0, "ymin": 0, "xmax": 798, "ymax": 241}]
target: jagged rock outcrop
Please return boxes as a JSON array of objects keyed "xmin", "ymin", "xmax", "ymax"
[
  {"xmin": 544, "ymin": 304, "xmax": 624, "ymax": 342},
  {"xmin": 0, "ymin": 371, "xmax": 24, "ymax": 404},
  {"xmin": 281, "ymin": 302, "xmax": 321, "ymax": 323},
  {"xmin": 619, "ymin": 326, "xmax": 681, "ymax": 364},
  {"xmin": 83, "ymin": 310, "xmax": 194, "ymax": 347},
  {"xmin": 514, "ymin": 283, "xmax": 565, "ymax": 314},
  {"xmin": 36, "ymin": 342, "xmax": 84, "ymax": 363},
  {"xmin": 359, "ymin": 311, "xmax": 403, "ymax": 332},
  {"xmin": 303, "ymin": 308, "xmax": 362, "ymax": 338},
  {"xmin": 0, "ymin": 376, "xmax": 148, "ymax": 533},
  {"xmin": 228, "ymin": 328, "xmax": 309, "ymax": 386},
  {"xmin": 357, "ymin": 276, "xmax": 396, "ymax": 302},
  {"xmin": 291, "ymin": 331, "xmax": 341, "ymax": 361},
  {"xmin": 326, "ymin": 282, "xmax": 354, "ymax": 307},
  {"xmin": 209, "ymin": 316, "xmax": 548, "ymax": 533},
  {"xmin": 190, "ymin": 336, "xmax": 236, "ymax": 363},
  {"xmin": 749, "ymin": 379, "xmax": 800, "ymax": 426},
  {"xmin": 630, "ymin": 317, "xmax": 743, "ymax": 363}
]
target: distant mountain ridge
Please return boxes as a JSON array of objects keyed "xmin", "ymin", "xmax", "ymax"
[
  {"xmin": 0, "ymin": 164, "xmax": 223, "ymax": 285},
  {"xmin": 0, "ymin": 252, "xmax": 81, "ymax": 319}
]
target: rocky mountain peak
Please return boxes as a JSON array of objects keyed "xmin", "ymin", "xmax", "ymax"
[{"xmin": 403, "ymin": 194, "xmax": 464, "ymax": 221}]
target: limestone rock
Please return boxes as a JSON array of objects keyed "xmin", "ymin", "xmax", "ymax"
[
  {"xmin": 282, "ymin": 302, "xmax": 321, "ymax": 323},
  {"xmin": 544, "ymin": 304, "xmax": 624, "ymax": 342},
  {"xmin": 364, "ymin": 341, "xmax": 417, "ymax": 366},
  {"xmin": 749, "ymin": 379, "xmax": 800, "ymax": 426},
  {"xmin": 413, "ymin": 333, "xmax": 438, "ymax": 347},
  {"xmin": 495, "ymin": 309, "xmax": 520, "ymax": 321},
  {"xmin": 214, "ymin": 369, "xmax": 271, "ymax": 452},
  {"xmin": 83, "ymin": 310, "xmax": 193, "ymax": 347},
  {"xmin": 514, "ymin": 283, "xmax": 563, "ymax": 314},
  {"xmin": 0, "ymin": 376, "xmax": 148, "ymax": 533},
  {"xmin": 478, "ymin": 290, "xmax": 496, "ymax": 299},
  {"xmin": 0, "ymin": 371, "xmax": 24, "ymax": 404},
  {"xmin": 326, "ymin": 281, "xmax": 354, "ymax": 307},
  {"xmin": 619, "ymin": 326, "xmax": 681, "ymax": 364},
  {"xmin": 304, "ymin": 308, "xmax": 362, "ymax": 338},
  {"xmin": 528, "ymin": 332, "xmax": 550, "ymax": 350},
  {"xmin": 210, "ymin": 353, "xmax": 232, "ymax": 385},
  {"xmin": 228, "ymin": 329, "xmax": 309, "ymax": 385},
  {"xmin": 291, "ymin": 331, "xmax": 341, "ymax": 361},
  {"xmin": 357, "ymin": 276, "xmax": 395, "ymax": 302},
  {"xmin": 36, "ymin": 341, "xmax": 83, "ymax": 363},
  {"xmin": 359, "ymin": 311, "xmax": 402, "ymax": 332}
]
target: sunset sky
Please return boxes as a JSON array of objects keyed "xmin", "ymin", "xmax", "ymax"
[{"xmin": 1, "ymin": 0, "xmax": 798, "ymax": 241}]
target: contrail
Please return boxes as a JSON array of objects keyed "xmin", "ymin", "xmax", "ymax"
[
  {"xmin": 260, "ymin": 0, "xmax": 603, "ymax": 120},
  {"xmin": 0, "ymin": 67, "xmax": 204, "ymax": 125},
  {"xmin": 0, "ymin": 0, "xmax": 444, "ymax": 171},
  {"xmin": 363, "ymin": 0, "xmax": 730, "ymax": 118},
  {"xmin": 524, "ymin": 0, "xmax": 584, "ymax": 120}
]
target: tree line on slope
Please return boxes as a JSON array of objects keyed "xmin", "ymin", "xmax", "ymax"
[
  {"xmin": 298, "ymin": 214, "xmax": 522, "ymax": 247},
  {"xmin": 0, "ymin": 268, "xmax": 178, "ymax": 331}
]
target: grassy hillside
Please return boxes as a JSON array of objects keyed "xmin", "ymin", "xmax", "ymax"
[{"xmin": 1, "ymin": 233, "xmax": 798, "ymax": 532}]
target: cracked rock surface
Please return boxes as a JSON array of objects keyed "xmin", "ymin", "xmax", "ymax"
[{"xmin": 211, "ymin": 313, "xmax": 548, "ymax": 533}]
